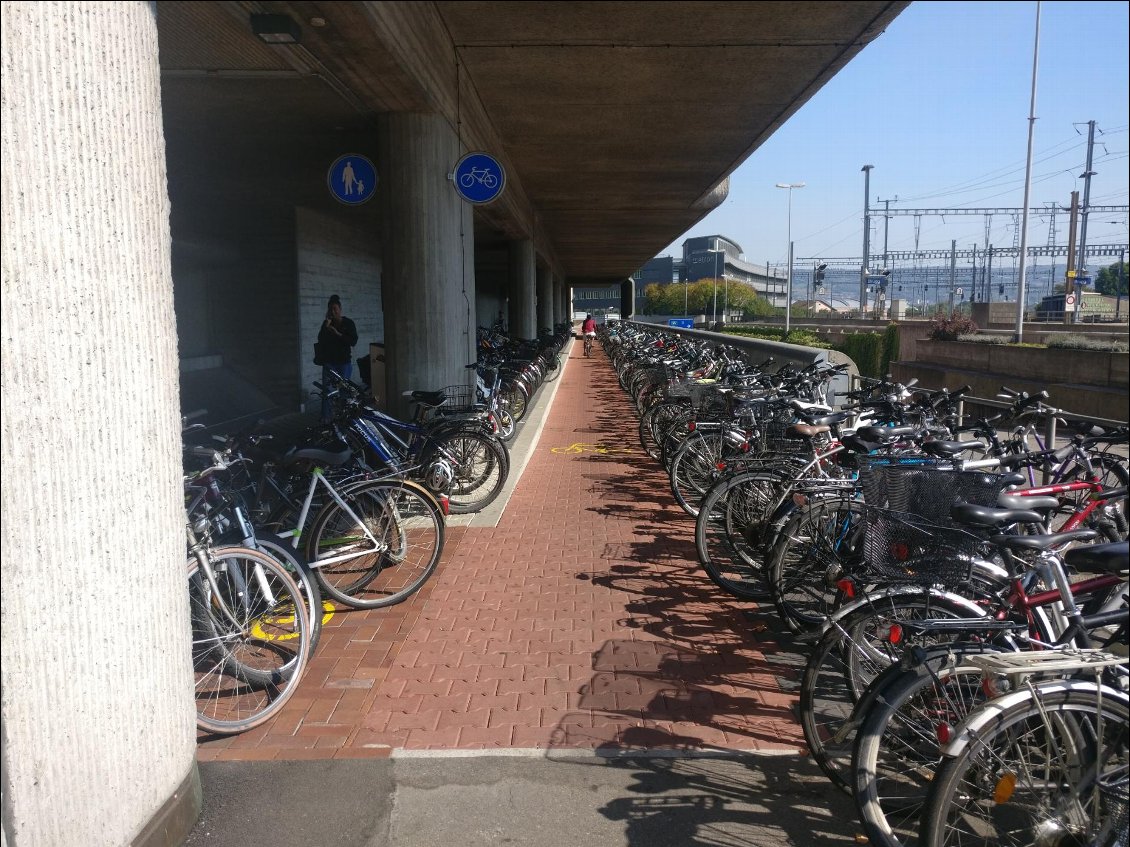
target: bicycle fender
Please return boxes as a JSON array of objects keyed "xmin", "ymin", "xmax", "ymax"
[
  {"xmin": 822, "ymin": 585, "xmax": 988, "ymax": 631},
  {"xmin": 940, "ymin": 680, "xmax": 1128, "ymax": 758}
]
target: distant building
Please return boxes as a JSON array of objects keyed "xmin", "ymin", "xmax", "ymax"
[
  {"xmin": 1034, "ymin": 291, "xmax": 1121, "ymax": 322},
  {"xmin": 631, "ymin": 236, "xmax": 788, "ymax": 308},
  {"xmin": 792, "ymin": 296, "xmax": 861, "ymax": 315}
]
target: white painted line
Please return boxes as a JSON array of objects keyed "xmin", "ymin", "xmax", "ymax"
[
  {"xmin": 446, "ymin": 347, "xmax": 572, "ymax": 528},
  {"xmin": 391, "ymin": 746, "xmax": 804, "ymax": 760}
]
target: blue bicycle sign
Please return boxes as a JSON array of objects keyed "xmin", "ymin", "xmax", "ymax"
[{"xmin": 452, "ymin": 152, "xmax": 505, "ymax": 204}]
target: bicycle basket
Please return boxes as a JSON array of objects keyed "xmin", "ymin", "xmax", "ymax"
[
  {"xmin": 858, "ymin": 459, "xmax": 1007, "ymax": 519},
  {"xmin": 863, "ymin": 507, "xmax": 983, "ymax": 586},
  {"xmin": 436, "ymin": 385, "xmax": 478, "ymax": 414}
]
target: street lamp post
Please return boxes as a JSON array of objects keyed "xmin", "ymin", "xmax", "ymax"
[
  {"xmin": 776, "ymin": 182, "xmax": 805, "ymax": 334},
  {"xmin": 712, "ymin": 241, "xmax": 722, "ymax": 326}
]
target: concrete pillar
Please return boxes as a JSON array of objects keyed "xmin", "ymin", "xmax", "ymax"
[
  {"xmin": 552, "ymin": 274, "xmax": 565, "ymax": 325},
  {"xmin": 621, "ymin": 279, "xmax": 636, "ymax": 318},
  {"xmin": 536, "ymin": 264, "xmax": 553, "ymax": 335},
  {"xmin": 1, "ymin": 3, "xmax": 198, "ymax": 845},
  {"xmin": 508, "ymin": 239, "xmax": 537, "ymax": 340},
  {"xmin": 378, "ymin": 113, "xmax": 477, "ymax": 418}
]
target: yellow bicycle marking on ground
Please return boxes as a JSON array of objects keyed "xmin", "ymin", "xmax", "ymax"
[
  {"xmin": 250, "ymin": 601, "xmax": 336, "ymax": 641},
  {"xmin": 550, "ymin": 442, "xmax": 636, "ymax": 456}
]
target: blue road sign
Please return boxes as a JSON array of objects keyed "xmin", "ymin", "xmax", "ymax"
[
  {"xmin": 328, "ymin": 154, "xmax": 376, "ymax": 205},
  {"xmin": 453, "ymin": 152, "xmax": 505, "ymax": 204},
  {"xmin": 668, "ymin": 318, "xmax": 694, "ymax": 328}
]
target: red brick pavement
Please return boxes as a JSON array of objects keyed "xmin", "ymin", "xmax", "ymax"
[{"xmin": 197, "ymin": 339, "xmax": 806, "ymax": 761}]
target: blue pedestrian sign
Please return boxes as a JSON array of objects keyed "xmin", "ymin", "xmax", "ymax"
[
  {"xmin": 452, "ymin": 152, "xmax": 505, "ymax": 204},
  {"xmin": 668, "ymin": 318, "xmax": 694, "ymax": 329},
  {"xmin": 328, "ymin": 154, "xmax": 376, "ymax": 205}
]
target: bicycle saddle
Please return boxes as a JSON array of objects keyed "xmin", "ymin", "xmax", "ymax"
[
  {"xmin": 997, "ymin": 493, "xmax": 1060, "ymax": 512},
  {"xmin": 989, "ymin": 529, "xmax": 1099, "ymax": 552},
  {"xmin": 282, "ymin": 445, "xmax": 353, "ymax": 468},
  {"xmin": 920, "ymin": 439, "xmax": 987, "ymax": 457},
  {"xmin": 951, "ymin": 502, "xmax": 1045, "ymax": 528},
  {"xmin": 406, "ymin": 390, "xmax": 449, "ymax": 408},
  {"xmin": 854, "ymin": 425, "xmax": 920, "ymax": 443},
  {"xmin": 1064, "ymin": 540, "xmax": 1129, "ymax": 576}
]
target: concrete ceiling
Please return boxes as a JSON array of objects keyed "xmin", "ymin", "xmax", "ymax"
[{"xmin": 156, "ymin": 1, "xmax": 908, "ymax": 285}]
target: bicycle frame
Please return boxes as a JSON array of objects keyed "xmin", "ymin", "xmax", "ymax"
[{"xmin": 269, "ymin": 466, "xmax": 385, "ymax": 568}]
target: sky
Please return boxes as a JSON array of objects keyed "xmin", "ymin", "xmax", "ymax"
[{"xmin": 659, "ymin": 1, "xmax": 1130, "ymax": 274}]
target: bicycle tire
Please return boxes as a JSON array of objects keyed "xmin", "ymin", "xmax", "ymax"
[
  {"xmin": 853, "ymin": 648, "xmax": 998, "ymax": 847},
  {"xmin": 669, "ymin": 429, "xmax": 733, "ymax": 517},
  {"xmin": 1059, "ymin": 456, "xmax": 1129, "ymax": 539},
  {"xmin": 252, "ymin": 531, "xmax": 325, "ymax": 657},
  {"xmin": 920, "ymin": 682, "xmax": 1130, "ymax": 847},
  {"xmin": 190, "ymin": 546, "xmax": 311, "ymax": 735},
  {"xmin": 799, "ymin": 591, "xmax": 985, "ymax": 792},
  {"xmin": 767, "ymin": 497, "xmax": 867, "ymax": 633},
  {"xmin": 307, "ymin": 480, "xmax": 444, "ymax": 609},
  {"xmin": 431, "ymin": 431, "xmax": 509, "ymax": 514},
  {"xmin": 694, "ymin": 471, "xmax": 778, "ymax": 600}
]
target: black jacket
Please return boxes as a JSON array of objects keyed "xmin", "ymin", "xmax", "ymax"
[{"xmin": 317, "ymin": 317, "xmax": 358, "ymax": 365}]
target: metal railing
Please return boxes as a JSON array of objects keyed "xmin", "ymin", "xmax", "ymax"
[
  {"xmin": 848, "ymin": 374, "xmax": 1127, "ymax": 484},
  {"xmin": 623, "ymin": 319, "xmax": 858, "ymax": 406}
]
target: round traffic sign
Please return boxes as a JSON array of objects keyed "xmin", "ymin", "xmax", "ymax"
[
  {"xmin": 327, "ymin": 154, "xmax": 376, "ymax": 205},
  {"xmin": 1065, "ymin": 294, "xmax": 1076, "ymax": 306},
  {"xmin": 452, "ymin": 152, "xmax": 505, "ymax": 204}
]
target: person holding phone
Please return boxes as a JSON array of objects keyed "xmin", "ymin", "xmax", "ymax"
[{"xmin": 317, "ymin": 294, "xmax": 358, "ymax": 422}]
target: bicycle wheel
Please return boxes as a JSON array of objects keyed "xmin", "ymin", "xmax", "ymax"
[
  {"xmin": 669, "ymin": 429, "xmax": 731, "ymax": 517},
  {"xmin": 308, "ymin": 481, "xmax": 444, "ymax": 609},
  {"xmin": 1059, "ymin": 456, "xmax": 1129, "ymax": 539},
  {"xmin": 921, "ymin": 682, "xmax": 1130, "ymax": 847},
  {"xmin": 694, "ymin": 470, "xmax": 781, "ymax": 600},
  {"xmin": 799, "ymin": 591, "xmax": 984, "ymax": 792},
  {"xmin": 501, "ymin": 380, "xmax": 529, "ymax": 423},
  {"xmin": 433, "ymin": 431, "xmax": 509, "ymax": 514},
  {"xmin": 252, "ymin": 531, "xmax": 326, "ymax": 657},
  {"xmin": 639, "ymin": 400, "xmax": 689, "ymax": 462},
  {"xmin": 190, "ymin": 546, "xmax": 311, "ymax": 735},
  {"xmin": 853, "ymin": 649, "xmax": 996, "ymax": 847},
  {"xmin": 767, "ymin": 497, "xmax": 867, "ymax": 633}
]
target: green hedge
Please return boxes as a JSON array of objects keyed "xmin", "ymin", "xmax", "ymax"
[
  {"xmin": 723, "ymin": 324, "xmax": 900, "ymax": 378},
  {"xmin": 835, "ymin": 325, "xmax": 899, "ymax": 378}
]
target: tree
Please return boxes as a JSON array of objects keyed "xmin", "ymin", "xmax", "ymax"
[{"xmin": 1094, "ymin": 259, "xmax": 1128, "ymax": 297}]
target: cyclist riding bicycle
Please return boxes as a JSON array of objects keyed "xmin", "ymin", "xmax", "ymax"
[{"xmin": 581, "ymin": 314, "xmax": 596, "ymax": 357}]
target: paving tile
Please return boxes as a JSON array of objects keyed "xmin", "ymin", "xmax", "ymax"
[{"xmin": 201, "ymin": 347, "xmax": 809, "ymax": 762}]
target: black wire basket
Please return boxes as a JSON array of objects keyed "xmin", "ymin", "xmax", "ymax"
[
  {"xmin": 437, "ymin": 385, "xmax": 478, "ymax": 414},
  {"xmin": 858, "ymin": 458, "xmax": 1007, "ymax": 515},
  {"xmin": 862, "ymin": 508, "xmax": 985, "ymax": 586}
]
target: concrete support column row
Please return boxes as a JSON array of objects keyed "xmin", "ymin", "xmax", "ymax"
[
  {"xmin": 508, "ymin": 239, "xmax": 537, "ymax": 340},
  {"xmin": 2, "ymin": 3, "xmax": 198, "ymax": 844},
  {"xmin": 378, "ymin": 112, "xmax": 476, "ymax": 416}
]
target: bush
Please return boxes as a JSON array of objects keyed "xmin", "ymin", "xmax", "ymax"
[
  {"xmin": 957, "ymin": 333, "xmax": 1011, "ymax": 345},
  {"xmin": 1044, "ymin": 334, "xmax": 1129, "ymax": 352},
  {"xmin": 928, "ymin": 312, "xmax": 979, "ymax": 341},
  {"xmin": 835, "ymin": 332, "xmax": 881, "ymax": 377}
]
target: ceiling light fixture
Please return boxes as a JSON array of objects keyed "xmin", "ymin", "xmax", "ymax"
[{"xmin": 251, "ymin": 13, "xmax": 301, "ymax": 44}]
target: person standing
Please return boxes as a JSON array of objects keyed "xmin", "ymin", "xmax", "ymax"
[{"xmin": 318, "ymin": 294, "xmax": 358, "ymax": 421}]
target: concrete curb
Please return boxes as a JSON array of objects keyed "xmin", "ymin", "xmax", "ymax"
[{"xmin": 447, "ymin": 344, "xmax": 571, "ymax": 528}]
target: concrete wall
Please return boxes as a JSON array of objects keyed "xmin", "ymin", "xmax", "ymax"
[
  {"xmin": 892, "ymin": 339, "xmax": 1129, "ymax": 423},
  {"xmin": 297, "ymin": 207, "xmax": 384, "ymax": 407},
  {"xmin": 2, "ymin": 4, "xmax": 198, "ymax": 845}
]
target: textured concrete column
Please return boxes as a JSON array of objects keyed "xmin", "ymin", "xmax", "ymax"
[
  {"xmin": 1, "ymin": 3, "xmax": 198, "ymax": 846},
  {"xmin": 621, "ymin": 279, "xmax": 636, "ymax": 317},
  {"xmin": 378, "ymin": 113, "xmax": 477, "ymax": 418},
  {"xmin": 552, "ymin": 274, "xmax": 565, "ymax": 325},
  {"xmin": 536, "ymin": 264, "xmax": 553, "ymax": 334},
  {"xmin": 508, "ymin": 239, "xmax": 537, "ymax": 340}
]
